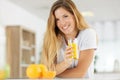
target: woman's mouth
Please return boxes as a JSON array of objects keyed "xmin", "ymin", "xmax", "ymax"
[{"xmin": 63, "ymin": 25, "xmax": 70, "ymax": 30}]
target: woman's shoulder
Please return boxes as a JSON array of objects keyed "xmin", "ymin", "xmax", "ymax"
[{"xmin": 77, "ymin": 28, "xmax": 97, "ymax": 39}]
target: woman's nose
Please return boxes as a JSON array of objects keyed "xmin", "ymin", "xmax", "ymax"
[{"xmin": 60, "ymin": 19, "xmax": 66, "ymax": 26}]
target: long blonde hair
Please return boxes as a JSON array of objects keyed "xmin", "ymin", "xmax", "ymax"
[{"xmin": 40, "ymin": 0, "xmax": 89, "ymax": 71}]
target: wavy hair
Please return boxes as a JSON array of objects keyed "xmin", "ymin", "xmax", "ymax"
[{"xmin": 40, "ymin": 0, "xmax": 89, "ymax": 71}]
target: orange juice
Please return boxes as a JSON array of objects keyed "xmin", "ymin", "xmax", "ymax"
[{"xmin": 68, "ymin": 39, "xmax": 79, "ymax": 59}]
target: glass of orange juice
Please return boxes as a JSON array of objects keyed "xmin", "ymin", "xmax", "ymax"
[{"xmin": 68, "ymin": 38, "xmax": 79, "ymax": 60}]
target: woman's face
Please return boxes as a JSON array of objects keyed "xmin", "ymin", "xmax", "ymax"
[{"xmin": 55, "ymin": 7, "xmax": 76, "ymax": 36}]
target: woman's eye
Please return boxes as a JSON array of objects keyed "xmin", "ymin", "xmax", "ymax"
[{"xmin": 64, "ymin": 15, "xmax": 68, "ymax": 18}]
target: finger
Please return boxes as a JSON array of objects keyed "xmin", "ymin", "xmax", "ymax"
[
  {"xmin": 66, "ymin": 49, "xmax": 73, "ymax": 54},
  {"xmin": 66, "ymin": 46, "xmax": 72, "ymax": 51},
  {"xmin": 65, "ymin": 52, "xmax": 73, "ymax": 59},
  {"xmin": 65, "ymin": 51, "xmax": 73, "ymax": 58}
]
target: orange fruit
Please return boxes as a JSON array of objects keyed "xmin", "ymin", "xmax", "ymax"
[
  {"xmin": 47, "ymin": 71, "xmax": 56, "ymax": 78},
  {"xmin": 26, "ymin": 64, "xmax": 42, "ymax": 78},
  {"xmin": 37, "ymin": 64, "xmax": 48, "ymax": 77},
  {"xmin": 26, "ymin": 64, "xmax": 56, "ymax": 79},
  {"xmin": 38, "ymin": 64, "xmax": 48, "ymax": 72},
  {"xmin": 43, "ymin": 71, "xmax": 56, "ymax": 79}
]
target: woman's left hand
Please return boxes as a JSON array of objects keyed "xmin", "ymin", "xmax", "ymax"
[{"xmin": 64, "ymin": 46, "xmax": 73, "ymax": 66}]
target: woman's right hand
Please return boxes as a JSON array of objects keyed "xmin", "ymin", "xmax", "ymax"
[{"xmin": 64, "ymin": 46, "xmax": 73, "ymax": 66}]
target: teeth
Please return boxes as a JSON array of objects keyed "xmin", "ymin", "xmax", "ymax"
[{"xmin": 63, "ymin": 26, "xmax": 68, "ymax": 29}]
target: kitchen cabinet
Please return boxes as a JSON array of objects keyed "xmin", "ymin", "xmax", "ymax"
[{"xmin": 6, "ymin": 26, "xmax": 36, "ymax": 78}]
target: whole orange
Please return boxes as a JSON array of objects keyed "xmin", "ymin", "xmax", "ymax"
[
  {"xmin": 37, "ymin": 64, "xmax": 48, "ymax": 78},
  {"xmin": 26, "ymin": 64, "xmax": 41, "ymax": 78}
]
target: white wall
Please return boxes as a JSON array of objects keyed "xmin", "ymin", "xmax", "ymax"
[
  {"xmin": 0, "ymin": 0, "xmax": 46, "ymax": 66},
  {"xmin": 91, "ymin": 21, "xmax": 120, "ymax": 72},
  {"xmin": 0, "ymin": 26, "xmax": 6, "ymax": 68}
]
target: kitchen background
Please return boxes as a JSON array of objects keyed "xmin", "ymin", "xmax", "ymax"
[{"xmin": 0, "ymin": 0, "xmax": 120, "ymax": 79}]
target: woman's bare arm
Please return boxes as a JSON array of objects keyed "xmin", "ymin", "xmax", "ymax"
[
  {"xmin": 56, "ymin": 49, "xmax": 94, "ymax": 78},
  {"xmin": 55, "ymin": 46, "xmax": 73, "ymax": 75}
]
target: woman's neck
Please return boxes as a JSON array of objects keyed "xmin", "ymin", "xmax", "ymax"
[{"xmin": 64, "ymin": 30, "xmax": 79, "ymax": 44}]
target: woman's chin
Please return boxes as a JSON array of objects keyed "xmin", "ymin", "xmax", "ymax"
[{"xmin": 64, "ymin": 32, "xmax": 71, "ymax": 36}]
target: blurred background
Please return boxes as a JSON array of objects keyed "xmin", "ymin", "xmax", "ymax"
[{"xmin": 0, "ymin": 0, "xmax": 120, "ymax": 79}]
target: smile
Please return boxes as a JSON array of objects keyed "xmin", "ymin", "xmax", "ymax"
[{"xmin": 63, "ymin": 25, "xmax": 70, "ymax": 30}]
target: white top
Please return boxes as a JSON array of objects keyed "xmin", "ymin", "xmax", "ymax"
[{"xmin": 57, "ymin": 28, "xmax": 97, "ymax": 78}]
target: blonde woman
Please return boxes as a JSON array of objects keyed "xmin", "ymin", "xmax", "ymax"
[{"xmin": 40, "ymin": 0, "xmax": 97, "ymax": 79}]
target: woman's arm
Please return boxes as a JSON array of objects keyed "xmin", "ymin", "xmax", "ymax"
[
  {"xmin": 55, "ymin": 58, "xmax": 73, "ymax": 75},
  {"xmin": 56, "ymin": 49, "xmax": 95, "ymax": 78},
  {"xmin": 55, "ymin": 46, "xmax": 73, "ymax": 75}
]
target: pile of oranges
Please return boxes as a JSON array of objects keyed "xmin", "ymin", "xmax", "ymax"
[{"xmin": 26, "ymin": 64, "xmax": 56, "ymax": 79}]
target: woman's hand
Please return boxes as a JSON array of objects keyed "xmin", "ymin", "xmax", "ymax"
[
  {"xmin": 64, "ymin": 46, "xmax": 73, "ymax": 66},
  {"xmin": 55, "ymin": 46, "xmax": 74, "ymax": 75}
]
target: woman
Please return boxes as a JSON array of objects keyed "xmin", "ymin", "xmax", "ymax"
[{"xmin": 40, "ymin": 0, "xmax": 97, "ymax": 78}]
